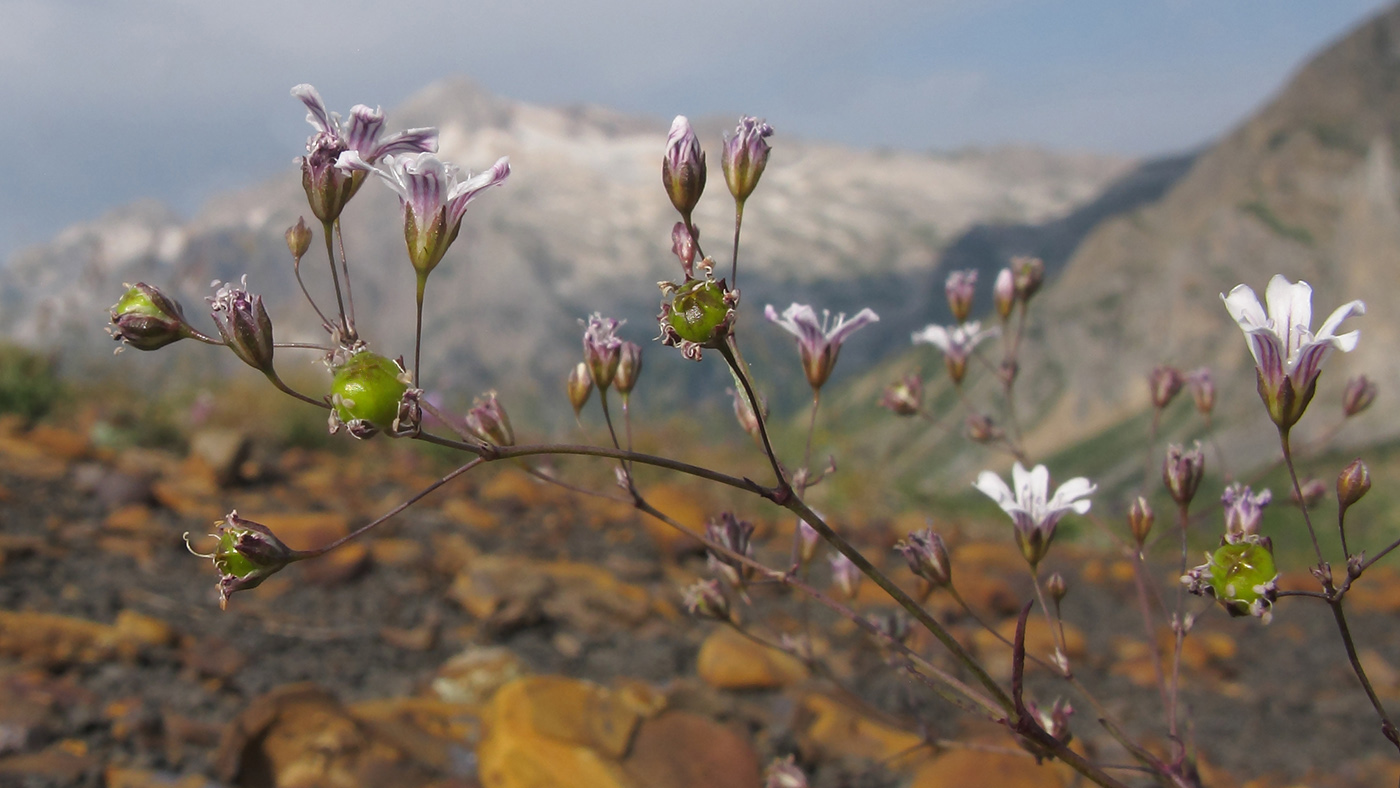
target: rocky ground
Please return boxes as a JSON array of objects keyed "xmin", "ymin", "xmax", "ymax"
[{"xmin": 1, "ymin": 414, "xmax": 1399, "ymax": 788}]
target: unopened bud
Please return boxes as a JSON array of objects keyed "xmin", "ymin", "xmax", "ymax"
[
  {"xmin": 722, "ymin": 116, "xmax": 774, "ymax": 204},
  {"xmin": 894, "ymin": 528, "xmax": 952, "ymax": 589},
  {"xmin": 662, "ymin": 116, "xmax": 706, "ymax": 222},
  {"xmin": 1011, "ymin": 256, "xmax": 1044, "ymax": 303},
  {"xmin": 945, "ymin": 269, "xmax": 977, "ymax": 324},
  {"xmin": 993, "ymin": 268, "xmax": 1015, "ymax": 320},
  {"xmin": 682, "ymin": 579, "xmax": 730, "ymax": 621},
  {"xmin": 285, "ymin": 217, "xmax": 313, "ymax": 261},
  {"xmin": 614, "ymin": 341, "xmax": 643, "ymax": 395},
  {"xmin": 1343, "ymin": 375, "xmax": 1377, "ymax": 417},
  {"xmin": 567, "ymin": 362, "xmax": 593, "ymax": 417},
  {"xmin": 1148, "ymin": 365, "xmax": 1184, "ymax": 409},
  {"xmin": 1046, "ymin": 572, "xmax": 1068, "ymax": 604},
  {"xmin": 879, "ymin": 374, "xmax": 923, "ymax": 417},
  {"xmin": 730, "ymin": 387, "xmax": 766, "ymax": 443},
  {"xmin": 1163, "ymin": 443, "xmax": 1205, "ymax": 506},
  {"xmin": 1128, "ymin": 496, "xmax": 1155, "ymax": 546},
  {"xmin": 1289, "ymin": 478, "xmax": 1327, "ymax": 510},
  {"xmin": 705, "ymin": 512, "xmax": 754, "ymax": 589},
  {"xmin": 1338, "ymin": 459, "xmax": 1371, "ymax": 511},
  {"xmin": 329, "ymin": 351, "xmax": 410, "ymax": 438},
  {"xmin": 465, "ymin": 391, "xmax": 514, "ymax": 446},
  {"xmin": 764, "ymin": 756, "xmax": 808, "ymax": 788},
  {"xmin": 829, "ymin": 552, "xmax": 861, "ymax": 599},
  {"xmin": 109, "ymin": 282, "xmax": 198, "ymax": 351},
  {"xmin": 1188, "ymin": 367, "xmax": 1215, "ymax": 415}
]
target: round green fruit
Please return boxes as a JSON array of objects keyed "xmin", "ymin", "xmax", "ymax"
[
  {"xmin": 665, "ymin": 279, "xmax": 731, "ymax": 345},
  {"xmin": 1208, "ymin": 541, "xmax": 1277, "ymax": 611},
  {"xmin": 331, "ymin": 352, "xmax": 407, "ymax": 430}
]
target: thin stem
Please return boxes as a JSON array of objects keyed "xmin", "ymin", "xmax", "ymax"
[
  {"xmin": 292, "ymin": 249, "xmax": 335, "ymax": 335},
  {"xmin": 1338, "ymin": 500, "xmax": 1352, "ymax": 560},
  {"xmin": 1328, "ymin": 599, "xmax": 1400, "ymax": 754},
  {"xmin": 1129, "ymin": 548, "xmax": 1171, "ymax": 718},
  {"xmin": 718, "ymin": 337, "xmax": 790, "ymax": 492},
  {"xmin": 598, "ymin": 389, "xmax": 636, "ymax": 495},
  {"xmin": 1166, "ymin": 501, "xmax": 1190, "ymax": 743},
  {"xmin": 730, "ymin": 201, "xmax": 745, "ymax": 288},
  {"xmin": 1279, "ymin": 428, "xmax": 1327, "ymax": 572},
  {"xmin": 263, "ymin": 370, "xmax": 330, "ymax": 410},
  {"xmin": 273, "ymin": 342, "xmax": 334, "ymax": 351},
  {"xmin": 948, "ymin": 585, "xmax": 1052, "ymax": 672},
  {"xmin": 413, "ymin": 275, "xmax": 427, "ymax": 388},
  {"xmin": 333, "ymin": 219, "xmax": 356, "ymax": 337},
  {"xmin": 790, "ymin": 389, "xmax": 822, "ymax": 570},
  {"xmin": 320, "ymin": 220, "xmax": 350, "ymax": 338},
  {"xmin": 1028, "ymin": 568, "xmax": 1069, "ymax": 676},
  {"xmin": 301, "ymin": 457, "xmax": 485, "ymax": 557}
]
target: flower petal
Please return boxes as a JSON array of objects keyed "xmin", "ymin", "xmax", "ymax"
[
  {"xmin": 1264, "ymin": 275, "xmax": 1312, "ymax": 360},
  {"xmin": 292, "ymin": 84, "xmax": 332, "ymax": 133},
  {"xmin": 1314, "ymin": 299, "xmax": 1366, "ymax": 344},
  {"xmin": 912, "ymin": 324, "xmax": 951, "ymax": 351},
  {"xmin": 973, "ymin": 471, "xmax": 1016, "ymax": 511},
  {"xmin": 826, "ymin": 308, "xmax": 879, "ymax": 346}
]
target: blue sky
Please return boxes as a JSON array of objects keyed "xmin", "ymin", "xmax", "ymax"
[{"xmin": 0, "ymin": 0, "xmax": 1390, "ymax": 261}]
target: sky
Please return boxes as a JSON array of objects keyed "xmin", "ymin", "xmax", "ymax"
[{"xmin": 0, "ymin": 0, "xmax": 1391, "ymax": 263}]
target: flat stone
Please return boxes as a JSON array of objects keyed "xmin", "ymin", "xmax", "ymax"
[
  {"xmin": 909, "ymin": 745, "xmax": 1070, "ymax": 787},
  {"xmin": 798, "ymin": 693, "xmax": 928, "ymax": 767},
  {"xmin": 635, "ymin": 484, "xmax": 707, "ymax": 556},
  {"xmin": 188, "ymin": 428, "xmax": 251, "ymax": 487},
  {"xmin": 0, "ymin": 609, "xmax": 171, "ymax": 666},
  {"xmin": 431, "ymin": 646, "xmax": 529, "ymax": 706},
  {"xmin": 621, "ymin": 711, "xmax": 762, "ymax": 788},
  {"xmin": 488, "ymin": 676, "xmax": 640, "ymax": 759},
  {"xmin": 441, "ymin": 497, "xmax": 500, "ymax": 530},
  {"xmin": 696, "ymin": 626, "xmax": 808, "ymax": 690}
]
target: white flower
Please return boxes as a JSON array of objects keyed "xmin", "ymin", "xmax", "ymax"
[
  {"xmin": 912, "ymin": 321, "xmax": 998, "ymax": 383},
  {"xmin": 974, "ymin": 463, "xmax": 1095, "ymax": 566},
  {"xmin": 1221, "ymin": 275, "xmax": 1364, "ymax": 392},
  {"xmin": 764, "ymin": 303, "xmax": 879, "ymax": 390}
]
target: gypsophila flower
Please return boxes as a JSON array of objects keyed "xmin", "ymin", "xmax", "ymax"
[
  {"xmin": 1187, "ymin": 367, "xmax": 1215, "ymax": 415},
  {"xmin": 581, "ymin": 314, "xmax": 625, "ymax": 390},
  {"xmin": 338, "ymin": 151, "xmax": 509, "ymax": 279},
  {"xmin": 1221, "ymin": 483, "xmax": 1271, "ymax": 543},
  {"xmin": 292, "ymin": 84, "xmax": 437, "ymax": 223},
  {"xmin": 662, "ymin": 116, "xmax": 706, "ymax": 222},
  {"xmin": 945, "ymin": 269, "xmax": 978, "ymax": 324},
  {"xmin": 974, "ymin": 463, "xmax": 1095, "ymax": 567},
  {"xmin": 1148, "ymin": 365, "xmax": 1184, "ymax": 409},
  {"xmin": 1222, "ymin": 275, "xmax": 1364, "ymax": 429},
  {"xmin": 912, "ymin": 321, "xmax": 998, "ymax": 384},
  {"xmin": 722, "ymin": 116, "xmax": 774, "ymax": 204},
  {"xmin": 765, "ymin": 303, "xmax": 879, "ymax": 390}
]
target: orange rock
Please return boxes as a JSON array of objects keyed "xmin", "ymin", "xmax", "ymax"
[
  {"xmin": 696, "ymin": 626, "xmax": 808, "ymax": 690},
  {"xmin": 488, "ymin": 676, "xmax": 640, "ymax": 759},
  {"xmin": 369, "ymin": 538, "xmax": 425, "ymax": 567},
  {"xmin": 105, "ymin": 766, "xmax": 220, "ymax": 787},
  {"xmin": 478, "ymin": 721, "xmax": 634, "ymax": 788},
  {"xmin": 635, "ymin": 484, "xmax": 707, "ymax": 556},
  {"xmin": 441, "ymin": 497, "xmax": 500, "ymax": 530},
  {"xmin": 23, "ymin": 424, "xmax": 90, "ymax": 460},
  {"xmin": 909, "ymin": 745, "xmax": 1070, "ymax": 787},
  {"xmin": 431, "ymin": 646, "xmax": 529, "ymax": 706},
  {"xmin": 104, "ymin": 504, "xmax": 161, "ymax": 536},
  {"xmin": 798, "ymin": 693, "xmax": 929, "ymax": 767},
  {"xmin": 0, "ymin": 609, "xmax": 172, "ymax": 665},
  {"xmin": 971, "ymin": 617, "xmax": 1086, "ymax": 679},
  {"xmin": 255, "ymin": 511, "xmax": 349, "ymax": 551},
  {"xmin": 481, "ymin": 470, "xmax": 554, "ymax": 507},
  {"xmin": 622, "ymin": 711, "xmax": 762, "ymax": 788}
]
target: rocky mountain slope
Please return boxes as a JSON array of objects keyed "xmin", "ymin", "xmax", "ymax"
[{"xmin": 0, "ymin": 77, "xmax": 1130, "ymax": 421}]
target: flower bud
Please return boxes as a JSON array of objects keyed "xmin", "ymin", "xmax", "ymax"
[
  {"xmin": 730, "ymin": 387, "xmax": 766, "ymax": 443},
  {"xmin": 705, "ymin": 512, "xmax": 755, "ymax": 589},
  {"xmin": 829, "ymin": 552, "xmax": 861, "ymax": 599},
  {"xmin": 208, "ymin": 277, "xmax": 275, "ymax": 373},
  {"xmin": 993, "ymin": 268, "xmax": 1015, "ymax": 320},
  {"xmin": 581, "ymin": 313, "xmax": 624, "ymax": 391},
  {"xmin": 722, "ymin": 116, "xmax": 774, "ymax": 204},
  {"xmin": 1148, "ymin": 365, "xmax": 1184, "ymax": 409},
  {"xmin": 1128, "ymin": 496, "xmax": 1154, "ymax": 547},
  {"xmin": 945, "ymin": 269, "xmax": 977, "ymax": 324},
  {"xmin": 1343, "ymin": 375, "xmax": 1377, "ymax": 417},
  {"xmin": 1187, "ymin": 367, "xmax": 1215, "ymax": 415},
  {"xmin": 1338, "ymin": 458, "xmax": 1371, "ymax": 511},
  {"xmin": 671, "ymin": 222, "xmax": 698, "ymax": 279},
  {"xmin": 109, "ymin": 282, "xmax": 198, "ymax": 351},
  {"xmin": 329, "ymin": 351, "xmax": 409, "ymax": 438},
  {"xmin": 192, "ymin": 510, "xmax": 300, "ymax": 610},
  {"xmin": 285, "ymin": 217, "xmax": 313, "ymax": 261},
  {"xmin": 1011, "ymin": 256, "xmax": 1044, "ymax": 303},
  {"xmin": 465, "ymin": 390, "xmax": 514, "ymax": 447},
  {"xmin": 682, "ymin": 578, "xmax": 730, "ymax": 621},
  {"xmin": 764, "ymin": 756, "xmax": 808, "ymax": 788},
  {"xmin": 662, "ymin": 116, "xmax": 706, "ymax": 222},
  {"xmin": 614, "ymin": 341, "xmax": 643, "ymax": 396},
  {"xmin": 1046, "ymin": 572, "xmax": 1068, "ymax": 604},
  {"xmin": 1289, "ymin": 478, "xmax": 1327, "ymax": 510},
  {"xmin": 877, "ymin": 374, "xmax": 922, "ymax": 417},
  {"xmin": 658, "ymin": 278, "xmax": 735, "ymax": 360},
  {"xmin": 567, "ymin": 362, "xmax": 593, "ymax": 417},
  {"xmin": 1163, "ymin": 442, "xmax": 1205, "ymax": 506},
  {"xmin": 894, "ymin": 527, "xmax": 952, "ymax": 589}
]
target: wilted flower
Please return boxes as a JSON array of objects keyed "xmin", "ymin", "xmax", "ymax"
[
  {"xmin": 188, "ymin": 510, "xmax": 301, "ymax": 610},
  {"xmin": 614, "ymin": 341, "xmax": 643, "ymax": 396},
  {"xmin": 1187, "ymin": 367, "xmax": 1215, "ymax": 415},
  {"xmin": 1162, "ymin": 443, "xmax": 1206, "ymax": 506},
  {"xmin": 1222, "ymin": 275, "xmax": 1364, "ymax": 430},
  {"xmin": 912, "ymin": 321, "xmax": 998, "ymax": 384},
  {"xmin": 829, "ymin": 551, "xmax": 862, "ymax": 599},
  {"xmin": 1046, "ymin": 572, "xmax": 1068, "ymax": 604},
  {"xmin": 581, "ymin": 314, "xmax": 624, "ymax": 391},
  {"xmin": 465, "ymin": 391, "xmax": 514, "ymax": 447},
  {"xmin": 1148, "ymin": 365, "xmax": 1184, "ymax": 409},
  {"xmin": 567, "ymin": 362, "xmax": 594, "ymax": 417},
  {"xmin": 662, "ymin": 116, "xmax": 706, "ymax": 223},
  {"xmin": 705, "ymin": 512, "xmax": 755, "ymax": 589},
  {"xmin": 879, "ymin": 374, "xmax": 923, "ymax": 417},
  {"xmin": 682, "ymin": 578, "xmax": 730, "ymax": 621},
  {"xmin": 339, "ymin": 151, "xmax": 509, "ymax": 279},
  {"xmin": 764, "ymin": 756, "xmax": 808, "ymax": 788},
  {"xmin": 993, "ymin": 268, "xmax": 1015, "ymax": 320},
  {"xmin": 797, "ymin": 518, "xmax": 820, "ymax": 565},
  {"xmin": 109, "ymin": 282, "xmax": 202, "ymax": 352},
  {"xmin": 1343, "ymin": 375, "xmax": 1377, "ymax": 417},
  {"xmin": 867, "ymin": 609, "xmax": 911, "ymax": 645},
  {"xmin": 765, "ymin": 303, "xmax": 880, "ymax": 390},
  {"xmin": 945, "ymin": 269, "xmax": 978, "ymax": 324},
  {"xmin": 292, "ymin": 84, "xmax": 437, "ymax": 223},
  {"xmin": 722, "ymin": 116, "xmax": 774, "ymax": 204},
  {"xmin": 974, "ymin": 463, "xmax": 1095, "ymax": 568},
  {"xmin": 208, "ymin": 277, "xmax": 275, "ymax": 374},
  {"xmin": 894, "ymin": 527, "xmax": 952, "ymax": 589},
  {"xmin": 671, "ymin": 222, "xmax": 699, "ymax": 279},
  {"xmin": 1221, "ymin": 483, "xmax": 1271, "ymax": 543}
]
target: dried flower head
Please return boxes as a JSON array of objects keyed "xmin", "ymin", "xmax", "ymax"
[
  {"xmin": 109, "ymin": 282, "xmax": 200, "ymax": 352},
  {"xmin": 1342, "ymin": 375, "xmax": 1377, "ymax": 417},
  {"xmin": 187, "ymin": 510, "xmax": 301, "ymax": 610},
  {"xmin": 1222, "ymin": 483, "xmax": 1271, "ymax": 543},
  {"xmin": 1162, "ymin": 442, "xmax": 1206, "ymax": 506},
  {"xmin": 894, "ymin": 527, "xmax": 952, "ymax": 589}
]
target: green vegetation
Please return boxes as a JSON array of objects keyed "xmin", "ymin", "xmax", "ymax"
[
  {"xmin": 0, "ymin": 343, "xmax": 63, "ymax": 423},
  {"xmin": 1239, "ymin": 199, "xmax": 1314, "ymax": 245}
]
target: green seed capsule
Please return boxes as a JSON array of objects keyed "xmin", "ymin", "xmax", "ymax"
[{"xmin": 331, "ymin": 352, "xmax": 408, "ymax": 430}]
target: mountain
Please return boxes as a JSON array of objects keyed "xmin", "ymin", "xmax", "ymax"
[{"xmin": 0, "ymin": 77, "xmax": 1131, "ymax": 423}]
